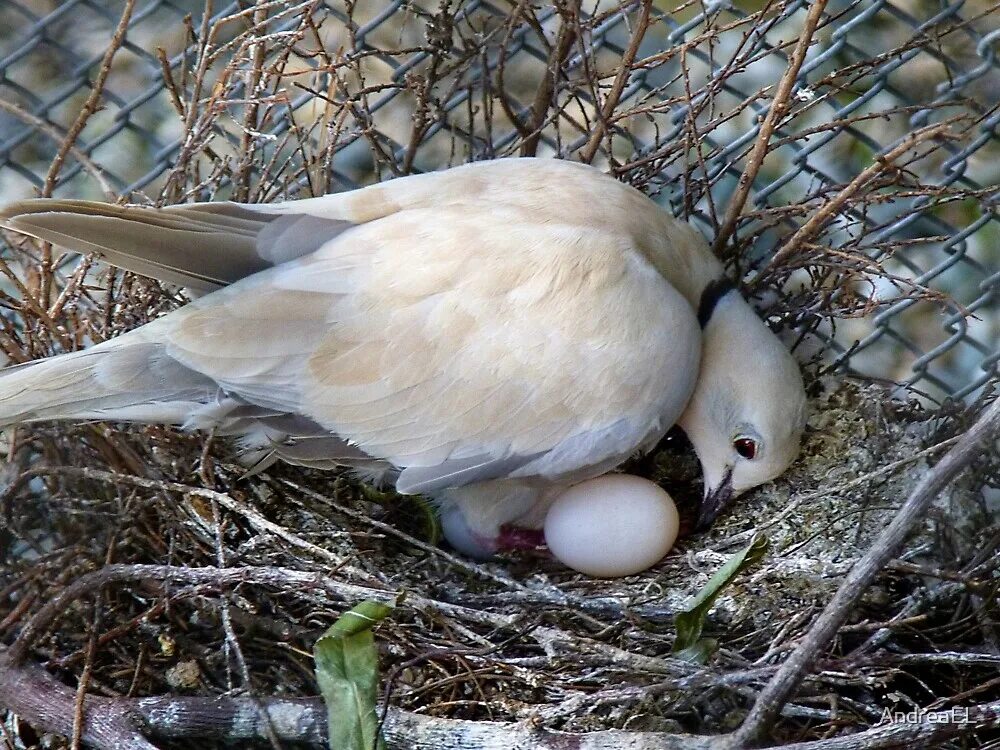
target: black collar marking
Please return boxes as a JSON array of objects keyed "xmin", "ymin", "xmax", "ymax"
[{"xmin": 697, "ymin": 277, "xmax": 736, "ymax": 328}]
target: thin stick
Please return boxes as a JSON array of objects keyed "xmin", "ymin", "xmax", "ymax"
[
  {"xmin": 712, "ymin": 0, "xmax": 829, "ymax": 255},
  {"xmin": 0, "ymin": 101, "xmax": 115, "ymax": 199},
  {"xmin": 38, "ymin": 0, "xmax": 135, "ymax": 308},
  {"xmin": 3, "ymin": 646, "xmax": 1000, "ymax": 749},
  {"xmin": 18, "ymin": 465, "xmax": 372, "ymax": 582},
  {"xmin": 520, "ymin": 0, "xmax": 579, "ymax": 157},
  {"xmin": 751, "ymin": 121, "xmax": 954, "ymax": 283},
  {"xmin": 712, "ymin": 432, "xmax": 963, "ymax": 550},
  {"xmin": 41, "ymin": 0, "xmax": 135, "ymax": 197},
  {"xmin": 210, "ymin": 497, "xmax": 286, "ymax": 750},
  {"xmin": 732, "ymin": 394, "xmax": 1000, "ymax": 746},
  {"xmin": 579, "ymin": 0, "xmax": 653, "ymax": 164},
  {"xmin": 69, "ymin": 602, "xmax": 99, "ymax": 750},
  {"xmin": 234, "ymin": 0, "xmax": 271, "ymax": 201}
]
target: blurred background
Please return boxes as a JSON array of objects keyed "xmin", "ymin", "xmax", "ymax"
[{"xmin": 0, "ymin": 0, "xmax": 997, "ymax": 403}]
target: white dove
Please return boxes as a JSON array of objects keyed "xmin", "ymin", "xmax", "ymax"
[{"xmin": 0, "ymin": 158, "xmax": 806, "ymax": 558}]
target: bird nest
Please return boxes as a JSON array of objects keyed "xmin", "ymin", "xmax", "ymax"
[{"xmin": 0, "ymin": 369, "xmax": 997, "ymax": 749}]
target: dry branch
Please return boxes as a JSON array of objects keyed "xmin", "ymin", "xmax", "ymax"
[
  {"xmin": 579, "ymin": 0, "xmax": 653, "ymax": 163},
  {"xmin": 0, "ymin": 101, "xmax": 115, "ymax": 199},
  {"xmin": 733, "ymin": 394, "xmax": 1000, "ymax": 746},
  {"xmin": 711, "ymin": 0, "xmax": 829, "ymax": 255},
  {"xmin": 3, "ymin": 642, "xmax": 1000, "ymax": 749},
  {"xmin": 751, "ymin": 121, "xmax": 959, "ymax": 286}
]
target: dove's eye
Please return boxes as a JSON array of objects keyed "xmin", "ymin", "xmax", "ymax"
[{"xmin": 733, "ymin": 437, "xmax": 758, "ymax": 460}]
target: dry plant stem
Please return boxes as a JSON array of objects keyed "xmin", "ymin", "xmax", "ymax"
[
  {"xmin": 711, "ymin": 0, "xmax": 829, "ymax": 255},
  {"xmin": 732, "ymin": 394, "xmax": 1000, "ymax": 748},
  {"xmin": 0, "ymin": 101, "xmax": 115, "ymax": 198},
  {"xmin": 209, "ymin": 497, "xmax": 286, "ymax": 750},
  {"xmin": 2, "ymin": 646, "xmax": 1000, "ymax": 749},
  {"xmin": 3, "ymin": 555, "xmax": 702, "ymax": 681},
  {"xmin": 275, "ymin": 477, "xmax": 540, "ymax": 593},
  {"xmin": 48, "ymin": 255, "xmax": 95, "ymax": 320},
  {"xmin": 713, "ymin": 433, "xmax": 963, "ymax": 550},
  {"xmin": 752, "ymin": 121, "xmax": 956, "ymax": 283},
  {"xmin": 0, "ymin": 646, "xmax": 159, "ymax": 750},
  {"xmin": 4, "ymin": 551, "xmax": 756, "ymax": 700},
  {"xmin": 234, "ymin": 2, "xmax": 271, "ymax": 201},
  {"xmin": 519, "ymin": 0, "xmax": 579, "ymax": 157},
  {"xmin": 579, "ymin": 0, "xmax": 652, "ymax": 164},
  {"xmin": 156, "ymin": 47, "xmax": 188, "ymax": 119},
  {"xmin": 274, "ymin": 476, "xmax": 677, "ymax": 621},
  {"xmin": 494, "ymin": 0, "xmax": 539, "ymax": 142},
  {"xmin": 5, "ymin": 564, "xmax": 390, "ymax": 665},
  {"xmin": 19, "ymin": 465, "xmax": 374, "ymax": 583},
  {"xmin": 0, "ymin": 645, "xmax": 718, "ymax": 749},
  {"xmin": 4, "ymin": 562, "xmax": 607, "ymax": 666},
  {"xmin": 34, "ymin": 466, "xmax": 667, "ymax": 624},
  {"xmin": 38, "ymin": 0, "xmax": 135, "ymax": 308},
  {"xmin": 40, "ymin": 0, "xmax": 134, "ymax": 197}
]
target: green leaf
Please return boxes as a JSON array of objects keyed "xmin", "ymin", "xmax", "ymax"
[
  {"xmin": 673, "ymin": 637, "xmax": 719, "ymax": 665},
  {"xmin": 314, "ymin": 599, "xmax": 394, "ymax": 750},
  {"xmin": 672, "ymin": 535, "xmax": 769, "ymax": 663}
]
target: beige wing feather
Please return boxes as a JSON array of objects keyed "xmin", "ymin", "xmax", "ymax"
[
  {"xmin": 0, "ymin": 159, "xmax": 713, "ymax": 492},
  {"xmin": 162, "ymin": 202, "xmax": 702, "ymax": 491}
]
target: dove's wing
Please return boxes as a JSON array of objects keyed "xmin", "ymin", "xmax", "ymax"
[
  {"xmin": 159, "ymin": 202, "xmax": 702, "ymax": 491},
  {"xmin": 0, "ymin": 199, "xmax": 353, "ymax": 291},
  {"xmin": 0, "ymin": 159, "xmax": 711, "ymax": 492}
]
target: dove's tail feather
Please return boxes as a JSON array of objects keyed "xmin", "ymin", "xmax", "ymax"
[
  {"xmin": 0, "ymin": 199, "xmax": 355, "ymax": 292},
  {"xmin": 0, "ymin": 339, "xmax": 217, "ymax": 427}
]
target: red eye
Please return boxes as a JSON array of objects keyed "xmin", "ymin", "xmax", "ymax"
[{"xmin": 734, "ymin": 438, "xmax": 758, "ymax": 460}]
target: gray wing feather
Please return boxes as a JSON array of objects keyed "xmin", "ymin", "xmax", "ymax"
[
  {"xmin": 396, "ymin": 451, "xmax": 545, "ymax": 495},
  {"xmin": 0, "ymin": 199, "xmax": 354, "ymax": 291},
  {"xmin": 232, "ymin": 411, "xmax": 394, "ymax": 476},
  {"xmin": 254, "ymin": 214, "xmax": 354, "ymax": 264}
]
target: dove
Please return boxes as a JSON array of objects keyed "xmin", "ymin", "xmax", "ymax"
[{"xmin": 0, "ymin": 158, "xmax": 807, "ymax": 559}]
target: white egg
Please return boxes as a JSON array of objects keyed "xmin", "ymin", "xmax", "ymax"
[{"xmin": 544, "ymin": 474, "xmax": 679, "ymax": 577}]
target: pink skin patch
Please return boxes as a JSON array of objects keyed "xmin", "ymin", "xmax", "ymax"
[
  {"xmin": 496, "ymin": 525, "xmax": 546, "ymax": 552},
  {"xmin": 439, "ymin": 505, "xmax": 548, "ymax": 559}
]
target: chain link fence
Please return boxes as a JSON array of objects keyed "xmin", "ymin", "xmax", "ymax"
[{"xmin": 0, "ymin": 0, "xmax": 997, "ymax": 401}]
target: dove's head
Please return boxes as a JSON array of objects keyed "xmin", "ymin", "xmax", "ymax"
[{"xmin": 678, "ymin": 285, "xmax": 807, "ymax": 531}]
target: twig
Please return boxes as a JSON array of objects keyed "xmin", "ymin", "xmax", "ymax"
[
  {"xmin": 40, "ymin": 0, "xmax": 134, "ymax": 197},
  {"xmin": 38, "ymin": 0, "xmax": 135, "ymax": 308},
  {"xmin": 0, "ymin": 646, "xmax": 158, "ymax": 749},
  {"xmin": 712, "ymin": 432, "xmax": 964, "ymax": 551},
  {"xmin": 750, "ymin": 121, "xmax": 957, "ymax": 285},
  {"xmin": 5, "ymin": 564, "xmax": 387, "ymax": 665},
  {"xmin": 6, "ymin": 561, "xmax": 616, "ymax": 666},
  {"xmin": 2, "ymin": 557, "xmax": 701, "ymax": 689},
  {"xmin": 519, "ymin": 0, "xmax": 579, "ymax": 157},
  {"xmin": 70, "ymin": 601, "xmax": 101, "ymax": 750},
  {"xmin": 0, "ymin": 101, "xmax": 115, "ymax": 199},
  {"xmin": 233, "ymin": 1, "xmax": 271, "ymax": 201},
  {"xmin": 0, "ymin": 642, "xmax": 720, "ymax": 749},
  {"xmin": 711, "ymin": 0, "xmax": 829, "ymax": 255},
  {"xmin": 732, "ymin": 394, "xmax": 1000, "ymax": 746},
  {"xmin": 3, "ymin": 645, "xmax": 1000, "ymax": 749},
  {"xmin": 17, "ymin": 466, "xmax": 372, "ymax": 582},
  {"xmin": 210, "ymin": 496, "xmax": 286, "ymax": 750},
  {"xmin": 579, "ymin": 0, "xmax": 653, "ymax": 164},
  {"xmin": 273, "ymin": 477, "xmax": 536, "ymax": 592}
]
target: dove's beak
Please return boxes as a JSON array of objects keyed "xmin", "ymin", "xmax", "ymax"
[{"xmin": 695, "ymin": 466, "xmax": 733, "ymax": 531}]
